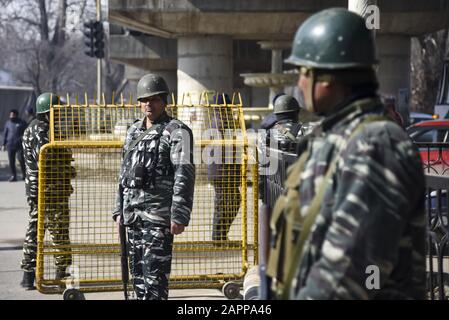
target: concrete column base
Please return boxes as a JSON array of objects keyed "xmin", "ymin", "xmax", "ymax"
[
  {"xmin": 177, "ymin": 36, "xmax": 233, "ymax": 104},
  {"xmin": 376, "ymin": 35, "xmax": 411, "ymax": 123}
]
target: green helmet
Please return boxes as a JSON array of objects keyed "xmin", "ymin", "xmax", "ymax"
[
  {"xmin": 36, "ymin": 92, "xmax": 59, "ymax": 114},
  {"xmin": 285, "ymin": 8, "xmax": 377, "ymax": 69},
  {"xmin": 136, "ymin": 74, "xmax": 169, "ymax": 100},
  {"xmin": 273, "ymin": 95, "xmax": 300, "ymax": 114}
]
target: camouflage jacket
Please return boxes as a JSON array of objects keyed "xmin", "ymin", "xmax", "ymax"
[
  {"xmin": 271, "ymin": 120, "xmax": 304, "ymax": 148},
  {"xmin": 22, "ymin": 119, "xmax": 49, "ymax": 201},
  {"xmin": 113, "ymin": 112, "xmax": 195, "ymax": 227},
  {"xmin": 258, "ymin": 119, "xmax": 304, "ymax": 198},
  {"xmin": 22, "ymin": 119, "xmax": 76, "ymax": 202},
  {"xmin": 288, "ymin": 96, "xmax": 426, "ymax": 299}
]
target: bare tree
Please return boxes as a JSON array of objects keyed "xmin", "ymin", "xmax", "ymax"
[
  {"xmin": 411, "ymin": 29, "xmax": 449, "ymax": 114},
  {"xmin": 0, "ymin": 0, "xmax": 124, "ymax": 100}
]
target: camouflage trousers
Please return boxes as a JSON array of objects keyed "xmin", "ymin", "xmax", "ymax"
[
  {"xmin": 211, "ymin": 178, "xmax": 241, "ymax": 242},
  {"xmin": 21, "ymin": 198, "xmax": 72, "ymax": 273},
  {"xmin": 127, "ymin": 219, "xmax": 174, "ymax": 300}
]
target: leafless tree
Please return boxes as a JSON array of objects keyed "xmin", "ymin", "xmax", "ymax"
[
  {"xmin": 411, "ymin": 29, "xmax": 449, "ymax": 114},
  {"xmin": 0, "ymin": 0, "xmax": 124, "ymax": 99}
]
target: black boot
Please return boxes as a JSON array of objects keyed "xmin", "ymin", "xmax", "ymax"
[
  {"xmin": 20, "ymin": 271, "xmax": 35, "ymax": 290},
  {"xmin": 56, "ymin": 267, "xmax": 71, "ymax": 289},
  {"xmin": 56, "ymin": 267, "xmax": 72, "ymax": 282}
]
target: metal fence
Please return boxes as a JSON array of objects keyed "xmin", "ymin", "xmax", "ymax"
[
  {"xmin": 258, "ymin": 146, "xmax": 298, "ymax": 299},
  {"xmin": 261, "ymin": 142, "xmax": 449, "ymax": 300},
  {"xmin": 416, "ymin": 142, "xmax": 449, "ymax": 300},
  {"xmin": 36, "ymin": 93, "xmax": 259, "ymax": 299}
]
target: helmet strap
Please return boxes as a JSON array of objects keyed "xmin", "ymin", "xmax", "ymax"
[
  {"xmin": 304, "ymin": 68, "xmax": 315, "ymax": 114},
  {"xmin": 310, "ymin": 69, "xmax": 316, "ymax": 114},
  {"xmin": 299, "ymin": 67, "xmax": 316, "ymax": 113}
]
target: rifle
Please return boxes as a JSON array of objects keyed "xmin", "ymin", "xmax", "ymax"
[
  {"xmin": 117, "ymin": 185, "xmax": 129, "ymax": 300},
  {"xmin": 259, "ymin": 203, "xmax": 272, "ymax": 299}
]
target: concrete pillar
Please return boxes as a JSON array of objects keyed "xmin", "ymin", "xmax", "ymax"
[
  {"xmin": 258, "ymin": 41, "xmax": 291, "ymax": 106},
  {"xmin": 348, "ymin": 0, "xmax": 378, "ymax": 18},
  {"xmin": 123, "ymin": 66, "xmax": 177, "ymax": 103},
  {"xmin": 376, "ymin": 35, "xmax": 411, "ymax": 122},
  {"xmin": 348, "ymin": 1, "xmax": 411, "ymax": 123},
  {"xmin": 177, "ymin": 36, "xmax": 233, "ymax": 104},
  {"xmin": 271, "ymin": 48, "xmax": 283, "ymax": 74}
]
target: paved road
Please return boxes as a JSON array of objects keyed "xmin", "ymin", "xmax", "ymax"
[{"xmin": 0, "ymin": 150, "xmax": 230, "ymax": 300}]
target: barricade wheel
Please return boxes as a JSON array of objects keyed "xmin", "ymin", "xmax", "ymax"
[
  {"xmin": 222, "ymin": 282, "xmax": 240, "ymax": 299},
  {"xmin": 63, "ymin": 289, "xmax": 85, "ymax": 300}
]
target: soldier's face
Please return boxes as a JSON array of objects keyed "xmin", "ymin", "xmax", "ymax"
[
  {"xmin": 139, "ymin": 95, "xmax": 166, "ymax": 122},
  {"xmin": 298, "ymin": 74, "xmax": 346, "ymax": 116},
  {"xmin": 298, "ymin": 74, "xmax": 315, "ymax": 113}
]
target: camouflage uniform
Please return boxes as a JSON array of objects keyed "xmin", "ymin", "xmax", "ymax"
[
  {"xmin": 21, "ymin": 118, "xmax": 74, "ymax": 274},
  {"xmin": 208, "ymin": 103, "xmax": 242, "ymax": 243},
  {"xmin": 258, "ymin": 94, "xmax": 304, "ymax": 201},
  {"xmin": 265, "ymin": 8, "xmax": 428, "ymax": 300},
  {"xmin": 258, "ymin": 118, "xmax": 304, "ymax": 202},
  {"xmin": 114, "ymin": 112, "xmax": 195, "ymax": 300},
  {"xmin": 209, "ymin": 158, "xmax": 242, "ymax": 243},
  {"xmin": 270, "ymin": 119, "xmax": 304, "ymax": 151},
  {"xmin": 270, "ymin": 96, "xmax": 426, "ymax": 299}
]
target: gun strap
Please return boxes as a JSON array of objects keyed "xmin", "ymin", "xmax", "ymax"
[
  {"xmin": 123, "ymin": 123, "xmax": 166, "ymax": 160},
  {"xmin": 280, "ymin": 114, "xmax": 389, "ymax": 299}
]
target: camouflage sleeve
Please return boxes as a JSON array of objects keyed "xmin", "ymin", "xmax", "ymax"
[
  {"xmin": 257, "ymin": 130, "xmax": 268, "ymax": 201},
  {"xmin": 112, "ymin": 124, "xmax": 137, "ymax": 221},
  {"xmin": 24, "ymin": 125, "xmax": 49, "ymax": 201},
  {"xmin": 296, "ymin": 123, "xmax": 426, "ymax": 300},
  {"xmin": 112, "ymin": 185, "xmax": 123, "ymax": 222},
  {"xmin": 169, "ymin": 125, "xmax": 195, "ymax": 226},
  {"xmin": 44, "ymin": 147, "xmax": 76, "ymax": 197}
]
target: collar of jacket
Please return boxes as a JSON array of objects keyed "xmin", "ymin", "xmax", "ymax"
[
  {"xmin": 140, "ymin": 111, "xmax": 171, "ymax": 130},
  {"xmin": 34, "ymin": 118, "xmax": 49, "ymax": 128},
  {"xmin": 312, "ymin": 93, "xmax": 382, "ymax": 136}
]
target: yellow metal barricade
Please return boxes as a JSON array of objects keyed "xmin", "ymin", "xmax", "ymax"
[{"xmin": 36, "ymin": 93, "xmax": 258, "ymax": 298}]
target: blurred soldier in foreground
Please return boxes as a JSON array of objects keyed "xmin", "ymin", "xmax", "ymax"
[
  {"xmin": 208, "ymin": 93, "xmax": 242, "ymax": 245},
  {"xmin": 113, "ymin": 74, "xmax": 195, "ymax": 300},
  {"xmin": 2, "ymin": 109, "xmax": 27, "ymax": 182},
  {"xmin": 20, "ymin": 93, "xmax": 74, "ymax": 290},
  {"xmin": 267, "ymin": 8, "xmax": 426, "ymax": 299}
]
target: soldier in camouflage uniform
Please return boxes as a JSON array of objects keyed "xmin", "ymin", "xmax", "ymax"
[
  {"xmin": 208, "ymin": 93, "xmax": 242, "ymax": 244},
  {"xmin": 266, "ymin": 8, "xmax": 426, "ymax": 299},
  {"xmin": 258, "ymin": 95, "xmax": 304, "ymax": 203},
  {"xmin": 20, "ymin": 92, "xmax": 74, "ymax": 290},
  {"xmin": 269, "ymin": 95, "xmax": 304, "ymax": 151},
  {"xmin": 113, "ymin": 74, "xmax": 195, "ymax": 300}
]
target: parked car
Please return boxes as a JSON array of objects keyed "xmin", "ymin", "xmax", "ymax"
[
  {"xmin": 407, "ymin": 120, "xmax": 449, "ymax": 166},
  {"xmin": 409, "ymin": 112, "xmax": 438, "ymax": 127},
  {"xmin": 407, "ymin": 120, "xmax": 449, "ymax": 143}
]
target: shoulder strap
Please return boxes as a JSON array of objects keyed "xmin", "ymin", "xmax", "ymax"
[
  {"xmin": 289, "ymin": 123, "xmax": 303, "ymax": 138},
  {"xmin": 165, "ymin": 120, "xmax": 181, "ymax": 134},
  {"xmin": 279, "ymin": 114, "xmax": 389, "ymax": 299},
  {"xmin": 123, "ymin": 123, "xmax": 166, "ymax": 160},
  {"xmin": 279, "ymin": 123, "xmax": 303, "ymax": 143}
]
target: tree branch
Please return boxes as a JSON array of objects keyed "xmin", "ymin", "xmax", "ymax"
[
  {"xmin": 8, "ymin": 14, "xmax": 40, "ymax": 27},
  {"xmin": 38, "ymin": 0, "xmax": 49, "ymax": 41},
  {"xmin": 52, "ymin": 0, "xmax": 67, "ymax": 46}
]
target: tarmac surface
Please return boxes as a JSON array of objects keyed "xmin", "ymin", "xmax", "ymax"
[{"xmin": 0, "ymin": 150, "xmax": 231, "ymax": 300}]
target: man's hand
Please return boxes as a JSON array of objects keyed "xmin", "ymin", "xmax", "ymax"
[
  {"xmin": 171, "ymin": 222, "xmax": 185, "ymax": 235},
  {"xmin": 115, "ymin": 215, "xmax": 122, "ymax": 238},
  {"xmin": 1, "ymin": 145, "xmax": 5, "ymax": 152}
]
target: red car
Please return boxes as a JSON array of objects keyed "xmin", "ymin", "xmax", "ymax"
[{"xmin": 407, "ymin": 120, "xmax": 449, "ymax": 171}]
